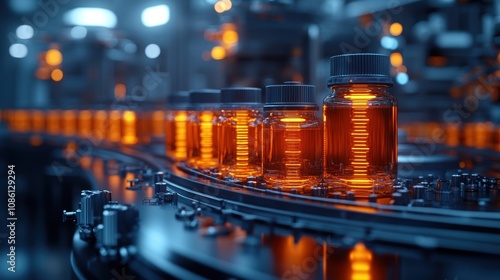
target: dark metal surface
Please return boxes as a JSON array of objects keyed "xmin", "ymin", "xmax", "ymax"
[{"xmin": 3, "ymin": 133, "xmax": 500, "ymax": 279}]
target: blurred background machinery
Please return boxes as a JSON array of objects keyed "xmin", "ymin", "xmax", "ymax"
[{"xmin": 1, "ymin": 0, "xmax": 500, "ymax": 279}]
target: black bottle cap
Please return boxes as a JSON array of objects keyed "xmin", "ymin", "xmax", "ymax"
[
  {"xmin": 188, "ymin": 89, "xmax": 221, "ymax": 110},
  {"xmin": 328, "ymin": 53, "xmax": 393, "ymax": 87},
  {"xmin": 264, "ymin": 81, "xmax": 318, "ymax": 111},
  {"xmin": 220, "ymin": 87, "xmax": 262, "ymax": 109},
  {"xmin": 166, "ymin": 91, "xmax": 189, "ymax": 110}
]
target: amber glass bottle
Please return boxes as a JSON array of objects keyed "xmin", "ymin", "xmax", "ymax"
[
  {"xmin": 218, "ymin": 87, "xmax": 263, "ymax": 180},
  {"xmin": 121, "ymin": 110, "xmax": 138, "ymax": 145},
  {"xmin": 323, "ymin": 53, "xmax": 397, "ymax": 197},
  {"xmin": 78, "ymin": 109, "xmax": 92, "ymax": 138},
  {"xmin": 62, "ymin": 109, "xmax": 77, "ymax": 137},
  {"xmin": 165, "ymin": 91, "xmax": 189, "ymax": 161},
  {"xmin": 262, "ymin": 82, "xmax": 323, "ymax": 192},
  {"xmin": 186, "ymin": 89, "xmax": 221, "ymax": 169},
  {"xmin": 107, "ymin": 110, "xmax": 122, "ymax": 143},
  {"xmin": 92, "ymin": 109, "xmax": 107, "ymax": 141},
  {"xmin": 46, "ymin": 109, "xmax": 61, "ymax": 135}
]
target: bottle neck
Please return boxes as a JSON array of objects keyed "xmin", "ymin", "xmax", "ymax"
[
  {"xmin": 221, "ymin": 108, "xmax": 261, "ymax": 117},
  {"xmin": 330, "ymin": 84, "xmax": 390, "ymax": 96},
  {"xmin": 268, "ymin": 110, "xmax": 317, "ymax": 118}
]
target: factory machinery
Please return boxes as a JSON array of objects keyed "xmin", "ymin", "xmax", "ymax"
[
  {"xmin": 2, "ymin": 85, "xmax": 500, "ymax": 280},
  {"xmin": 3, "ymin": 1, "xmax": 500, "ymax": 279}
]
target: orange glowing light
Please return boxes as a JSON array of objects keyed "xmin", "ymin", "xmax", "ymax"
[
  {"xmin": 389, "ymin": 22, "xmax": 403, "ymax": 36},
  {"xmin": 32, "ymin": 110, "xmax": 45, "ymax": 133},
  {"xmin": 123, "ymin": 111, "xmax": 135, "ymax": 122},
  {"xmin": 390, "ymin": 52, "xmax": 403, "ymax": 67},
  {"xmin": 350, "ymin": 243, "xmax": 372, "ymax": 260},
  {"xmin": 64, "ymin": 141, "xmax": 78, "ymax": 158},
  {"xmin": 263, "ymin": 110, "xmax": 322, "ymax": 190},
  {"xmin": 79, "ymin": 156, "xmax": 92, "ymax": 170},
  {"xmin": 283, "ymin": 119, "xmax": 305, "ymax": 186},
  {"xmin": 200, "ymin": 112, "xmax": 214, "ymax": 161},
  {"xmin": 114, "ymin": 83, "xmax": 126, "ymax": 100},
  {"xmin": 51, "ymin": 69, "xmax": 63, "ymax": 82},
  {"xmin": 46, "ymin": 49, "xmax": 63, "ymax": 66},
  {"xmin": 463, "ymin": 123, "xmax": 474, "ymax": 147},
  {"xmin": 335, "ymin": 204, "xmax": 377, "ymax": 214},
  {"xmin": 174, "ymin": 111, "xmax": 188, "ymax": 160},
  {"xmin": 13, "ymin": 110, "xmax": 30, "ymax": 133},
  {"xmin": 352, "ymin": 273, "xmax": 371, "ymax": 280},
  {"xmin": 93, "ymin": 110, "xmax": 107, "ymax": 141},
  {"xmin": 222, "ymin": 30, "xmax": 238, "ymax": 45},
  {"xmin": 108, "ymin": 110, "xmax": 122, "ymax": 143},
  {"xmin": 352, "ymin": 262, "xmax": 370, "ymax": 271},
  {"xmin": 46, "ymin": 110, "xmax": 61, "ymax": 135},
  {"xmin": 233, "ymin": 111, "xmax": 250, "ymax": 177},
  {"xmin": 350, "ymin": 243, "xmax": 372, "ymax": 280},
  {"xmin": 474, "ymin": 122, "xmax": 493, "ymax": 149},
  {"xmin": 221, "ymin": 23, "xmax": 236, "ymax": 31},
  {"xmin": 62, "ymin": 110, "xmax": 77, "ymax": 136},
  {"xmin": 345, "ymin": 91, "xmax": 376, "ymax": 189},
  {"xmin": 281, "ymin": 118, "xmax": 306, "ymax": 123},
  {"xmin": 211, "ymin": 46, "xmax": 226, "ymax": 60},
  {"xmin": 122, "ymin": 111, "xmax": 138, "ymax": 145},
  {"xmin": 78, "ymin": 110, "xmax": 92, "ymax": 137}
]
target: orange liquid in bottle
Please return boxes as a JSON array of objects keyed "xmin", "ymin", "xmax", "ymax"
[
  {"xmin": 46, "ymin": 110, "xmax": 61, "ymax": 135},
  {"xmin": 32, "ymin": 110, "xmax": 45, "ymax": 133},
  {"xmin": 263, "ymin": 111, "xmax": 323, "ymax": 191},
  {"xmin": 323, "ymin": 89, "xmax": 397, "ymax": 196},
  {"xmin": 78, "ymin": 110, "xmax": 92, "ymax": 138},
  {"xmin": 13, "ymin": 110, "xmax": 30, "ymax": 133},
  {"xmin": 185, "ymin": 89, "xmax": 221, "ymax": 169},
  {"xmin": 93, "ymin": 110, "xmax": 107, "ymax": 141},
  {"xmin": 219, "ymin": 110, "xmax": 262, "ymax": 179},
  {"xmin": 121, "ymin": 110, "xmax": 138, "ymax": 145},
  {"xmin": 187, "ymin": 111, "xmax": 218, "ymax": 169},
  {"xmin": 166, "ymin": 111, "xmax": 188, "ymax": 161},
  {"xmin": 324, "ymin": 53, "xmax": 397, "ymax": 197},
  {"xmin": 62, "ymin": 110, "xmax": 77, "ymax": 137},
  {"xmin": 107, "ymin": 110, "xmax": 121, "ymax": 143}
]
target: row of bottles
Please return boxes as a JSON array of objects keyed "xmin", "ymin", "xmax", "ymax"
[
  {"xmin": 400, "ymin": 121, "xmax": 500, "ymax": 151},
  {"xmin": 1, "ymin": 108, "xmax": 165, "ymax": 145},
  {"xmin": 166, "ymin": 53, "xmax": 398, "ymax": 197},
  {"xmin": 1, "ymin": 53, "xmax": 397, "ymax": 197}
]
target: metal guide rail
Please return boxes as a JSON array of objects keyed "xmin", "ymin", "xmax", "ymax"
[{"xmin": 3, "ymin": 133, "xmax": 500, "ymax": 279}]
